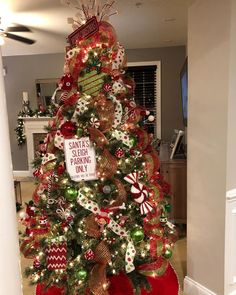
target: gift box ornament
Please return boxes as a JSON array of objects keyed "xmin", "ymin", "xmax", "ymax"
[
  {"xmin": 78, "ymin": 70, "xmax": 106, "ymax": 97},
  {"xmin": 45, "ymin": 241, "xmax": 67, "ymax": 270}
]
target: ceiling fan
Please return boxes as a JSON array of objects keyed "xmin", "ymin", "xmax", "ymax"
[{"xmin": 0, "ymin": 23, "xmax": 35, "ymax": 45}]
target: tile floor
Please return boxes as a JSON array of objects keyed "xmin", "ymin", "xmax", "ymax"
[{"xmin": 18, "ymin": 181, "xmax": 187, "ymax": 295}]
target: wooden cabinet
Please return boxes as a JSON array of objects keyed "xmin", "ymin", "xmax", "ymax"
[{"xmin": 160, "ymin": 159, "xmax": 187, "ymax": 224}]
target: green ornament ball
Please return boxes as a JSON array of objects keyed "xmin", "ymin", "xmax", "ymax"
[
  {"xmin": 131, "ymin": 228, "xmax": 145, "ymax": 243},
  {"xmin": 76, "ymin": 128, "xmax": 83, "ymax": 138},
  {"xmin": 130, "ymin": 136, "xmax": 137, "ymax": 147},
  {"xmin": 164, "ymin": 204, "xmax": 172, "ymax": 213},
  {"xmin": 163, "ymin": 248, "xmax": 173, "ymax": 259},
  {"xmin": 76, "ymin": 268, "xmax": 88, "ymax": 281},
  {"xmin": 65, "ymin": 187, "xmax": 78, "ymax": 201}
]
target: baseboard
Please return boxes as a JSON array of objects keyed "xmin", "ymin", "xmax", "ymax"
[
  {"xmin": 13, "ymin": 170, "xmax": 31, "ymax": 178},
  {"xmin": 184, "ymin": 276, "xmax": 217, "ymax": 295}
]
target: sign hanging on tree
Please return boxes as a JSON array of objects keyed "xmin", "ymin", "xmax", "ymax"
[{"xmin": 64, "ymin": 137, "xmax": 97, "ymax": 181}]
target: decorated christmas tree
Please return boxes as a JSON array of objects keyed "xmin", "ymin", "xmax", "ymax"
[{"xmin": 20, "ymin": 1, "xmax": 179, "ymax": 294}]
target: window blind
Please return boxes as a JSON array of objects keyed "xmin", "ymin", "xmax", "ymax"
[{"xmin": 126, "ymin": 65, "xmax": 157, "ymax": 135}]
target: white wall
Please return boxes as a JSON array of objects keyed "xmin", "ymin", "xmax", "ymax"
[{"xmin": 186, "ymin": 1, "xmax": 232, "ymax": 294}]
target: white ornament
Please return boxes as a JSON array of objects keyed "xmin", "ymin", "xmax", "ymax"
[{"xmin": 148, "ymin": 115, "xmax": 155, "ymax": 122}]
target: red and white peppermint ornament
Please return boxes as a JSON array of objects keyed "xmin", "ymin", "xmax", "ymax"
[
  {"xmin": 115, "ymin": 148, "xmax": 125, "ymax": 158},
  {"xmin": 84, "ymin": 249, "xmax": 95, "ymax": 261},
  {"xmin": 103, "ymin": 83, "xmax": 112, "ymax": 93},
  {"xmin": 131, "ymin": 182, "xmax": 148, "ymax": 203},
  {"xmin": 124, "ymin": 172, "xmax": 154, "ymax": 215},
  {"xmin": 90, "ymin": 117, "xmax": 100, "ymax": 128}
]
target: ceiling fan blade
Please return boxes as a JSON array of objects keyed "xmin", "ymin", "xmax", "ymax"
[
  {"xmin": 5, "ymin": 32, "xmax": 35, "ymax": 44},
  {"xmin": 6, "ymin": 26, "xmax": 31, "ymax": 32}
]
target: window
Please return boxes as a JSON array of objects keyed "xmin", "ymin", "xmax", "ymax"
[{"xmin": 127, "ymin": 61, "xmax": 161, "ymax": 139}]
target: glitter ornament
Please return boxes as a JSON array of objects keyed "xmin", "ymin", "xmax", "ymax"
[
  {"xmin": 165, "ymin": 203, "xmax": 172, "ymax": 213},
  {"xmin": 76, "ymin": 269, "xmax": 88, "ymax": 281},
  {"xmin": 130, "ymin": 228, "xmax": 145, "ymax": 243},
  {"xmin": 57, "ymin": 164, "xmax": 65, "ymax": 175},
  {"xmin": 60, "ymin": 121, "xmax": 77, "ymax": 138},
  {"xmin": 102, "ymin": 185, "xmax": 111, "ymax": 194},
  {"xmin": 65, "ymin": 187, "xmax": 78, "ymax": 201},
  {"xmin": 115, "ymin": 148, "xmax": 125, "ymax": 158},
  {"xmin": 84, "ymin": 249, "xmax": 95, "ymax": 261}
]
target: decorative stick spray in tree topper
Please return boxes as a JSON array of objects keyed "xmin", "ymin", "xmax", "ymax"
[{"xmin": 20, "ymin": 1, "xmax": 179, "ymax": 294}]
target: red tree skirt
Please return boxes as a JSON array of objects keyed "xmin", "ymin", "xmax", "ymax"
[
  {"xmin": 36, "ymin": 264, "xmax": 179, "ymax": 295},
  {"xmin": 109, "ymin": 264, "xmax": 179, "ymax": 295},
  {"xmin": 36, "ymin": 284, "xmax": 64, "ymax": 295}
]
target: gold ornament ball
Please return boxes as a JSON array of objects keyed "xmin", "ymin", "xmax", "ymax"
[
  {"xmin": 59, "ymin": 177, "xmax": 69, "ymax": 187},
  {"xmin": 43, "ymin": 160, "xmax": 56, "ymax": 172}
]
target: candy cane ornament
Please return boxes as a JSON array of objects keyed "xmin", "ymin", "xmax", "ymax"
[{"xmin": 124, "ymin": 172, "xmax": 154, "ymax": 215}]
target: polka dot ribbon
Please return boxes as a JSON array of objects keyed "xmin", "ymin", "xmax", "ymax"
[
  {"xmin": 71, "ymin": 94, "xmax": 91, "ymax": 121},
  {"xmin": 112, "ymin": 129, "xmax": 133, "ymax": 148},
  {"xmin": 77, "ymin": 190, "xmax": 136, "ymax": 273},
  {"xmin": 109, "ymin": 94, "xmax": 123, "ymax": 128}
]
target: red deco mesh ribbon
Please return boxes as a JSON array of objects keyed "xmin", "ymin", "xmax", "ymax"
[
  {"xmin": 97, "ymin": 149, "xmax": 117, "ymax": 179},
  {"xmin": 131, "ymin": 127, "xmax": 149, "ymax": 151},
  {"xmin": 45, "ymin": 241, "xmax": 67, "ymax": 270},
  {"xmin": 89, "ymin": 241, "xmax": 111, "ymax": 295},
  {"xmin": 88, "ymin": 127, "xmax": 109, "ymax": 147},
  {"xmin": 143, "ymin": 209, "xmax": 165, "ymax": 259},
  {"xmin": 93, "ymin": 94, "xmax": 115, "ymax": 132}
]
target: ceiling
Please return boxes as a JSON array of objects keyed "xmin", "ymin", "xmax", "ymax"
[{"xmin": 0, "ymin": 0, "xmax": 188, "ymax": 56}]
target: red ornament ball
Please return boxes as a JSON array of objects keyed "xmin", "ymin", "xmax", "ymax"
[
  {"xmin": 34, "ymin": 258, "xmax": 41, "ymax": 269},
  {"xmin": 60, "ymin": 74, "xmax": 74, "ymax": 91},
  {"xmin": 60, "ymin": 121, "xmax": 77, "ymax": 138},
  {"xmin": 57, "ymin": 164, "xmax": 65, "ymax": 175},
  {"xmin": 84, "ymin": 249, "xmax": 95, "ymax": 261},
  {"xmin": 115, "ymin": 148, "xmax": 125, "ymax": 158}
]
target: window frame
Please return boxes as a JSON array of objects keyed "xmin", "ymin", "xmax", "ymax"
[{"xmin": 127, "ymin": 61, "xmax": 161, "ymax": 139}]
